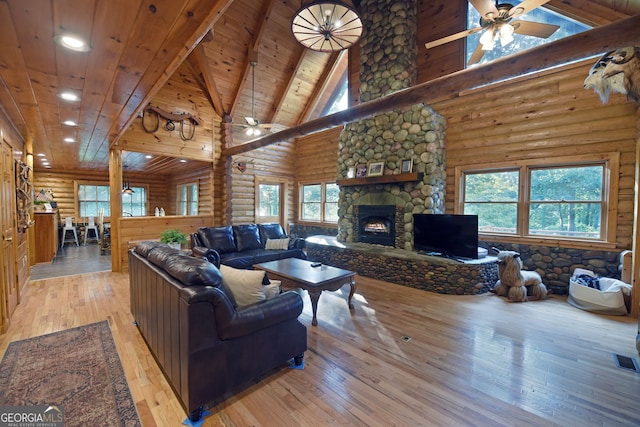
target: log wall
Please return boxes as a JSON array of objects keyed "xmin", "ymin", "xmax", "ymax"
[
  {"xmin": 432, "ymin": 58, "xmax": 638, "ymax": 249},
  {"xmin": 295, "ymin": 59, "xmax": 639, "ymax": 251},
  {"xmin": 226, "ymin": 141, "xmax": 296, "ymax": 227}
]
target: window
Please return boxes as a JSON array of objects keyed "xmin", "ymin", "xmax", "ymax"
[
  {"xmin": 466, "ymin": 2, "xmax": 590, "ymax": 66},
  {"xmin": 257, "ymin": 183, "xmax": 280, "ymax": 218},
  {"xmin": 301, "ymin": 182, "xmax": 339, "ymax": 223},
  {"xmin": 460, "ymin": 155, "xmax": 616, "ymax": 242},
  {"xmin": 122, "ymin": 186, "xmax": 147, "ymax": 217},
  {"xmin": 177, "ymin": 183, "xmax": 198, "ymax": 216},
  {"xmin": 79, "ymin": 183, "xmax": 148, "ymax": 217},
  {"xmin": 79, "ymin": 184, "xmax": 110, "ymax": 217}
]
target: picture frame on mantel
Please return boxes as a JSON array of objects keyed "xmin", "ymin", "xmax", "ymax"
[
  {"xmin": 356, "ymin": 164, "xmax": 367, "ymax": 178},
  {"xmin": 367, "ymin": 161, "xmax": 384, "ymax": 177},
  {"xmin": 401, "ymin": 158, "xmax": 413, "ymax": 173}
]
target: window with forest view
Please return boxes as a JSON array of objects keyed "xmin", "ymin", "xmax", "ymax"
[
  {"xmin": 79, "ymin": 184, "xmax": 148, "ymax": 217},
  {"xmin": 462, "ymin": 161, "xmax": 608, "ymax": 241},
  {"xmin": 257, "ymin": 183, "xmax": 280, "ymax": 219},
  {"xmin": 301, "ymin": 182, "xmax": 339, "ymax": 222}
]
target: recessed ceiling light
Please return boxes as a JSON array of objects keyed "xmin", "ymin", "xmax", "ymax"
[
  {"xmin": 37, "ymin": 153, "xmax": 45, "ymax": 157},
  {"xmin": 54, "ymin": 34, "xmax": 90, "ymax": 52},
  {"xmin": 58, "ymin": 92, "xmax": 79, "ymax": 102},
  {"xmin": 42, "ymin": 162, "xmax": 49, "ymax": 166},
  {"xmin": 145, "ymin": 155, "xmax": 152, "ymax": 159},
  {"xmin": 64, "ymin": 137, "xmax": 75, "ymax": 143},
  {"xmin": 180, "ymin": 159, "xmax": 187, "ymax": 163},
  {"xmin": 62, "ymin": 120, "xmax": 77, "ymax": 126}
]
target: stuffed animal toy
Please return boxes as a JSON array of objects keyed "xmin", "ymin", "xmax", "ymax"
[{"xmin": 494, "ymin": 250, "xmax": 548, "ymax": 302}]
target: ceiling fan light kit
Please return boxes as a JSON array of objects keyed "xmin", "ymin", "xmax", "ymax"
[{"xmin": 291, "ymin": 1, "xmax": 363, "ymax": 52}]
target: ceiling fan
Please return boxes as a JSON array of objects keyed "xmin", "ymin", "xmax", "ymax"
[
  {"xmin": 425, "ymin": 0, "xmax": 560, "ymax": 65},
  {"xmin": 231, "ymin": 59, "xmax": 281, "ymax": 137}
]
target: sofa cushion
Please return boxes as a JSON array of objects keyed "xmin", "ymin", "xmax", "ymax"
[
  {"xmin": 265, "ymin": 280, "xmax": 281, "ymax": 299},
  {"xmin": 134, "ymin": 240, "xmax": 164, "ymax": 258},
  {"xmin": 233, "ymin": 224, "xmax": 263, "ymax": 252},
  {"xmin": 220, "ymin": 264, "xmax": 267, "ymax": 308},
  {"xmin": 197, "ymin": 226, "xmax": 237, "ymax": 253},
  {"xmin": 164, "ymin": 253, "xmax": 223, "ymax": 287},
  {"xmin": 147, "ymin": 246, "xmax": 184, "ymax": 268},
  {"xmin": 258, "ymin": 223, "xmax": 287, "ymax": 243},
  {"xmin": 265, "ymin": 238, "xmax": 290, "ymax": 250},
  {"xmin": 219, "ymin": 251, "xmax": 256, "ymax": 270}
]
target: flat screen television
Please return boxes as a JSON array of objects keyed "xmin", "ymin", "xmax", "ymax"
[{"xmin": 413, "ymin": 214, "xmax": 479, "ymax": 260}]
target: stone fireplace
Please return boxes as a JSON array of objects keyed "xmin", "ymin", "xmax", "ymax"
[{"xmin": 336, "ymin": 0, "xmax": 446, "ymax": 250}]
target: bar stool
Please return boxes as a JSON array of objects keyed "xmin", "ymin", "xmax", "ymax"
[
  {"xmin": 84, "ymin": 216, "xmax": 99, "ymax": 245},
  {"xmin": 61, "ymin": 217, "xmax": 79, "ymax": 247}
]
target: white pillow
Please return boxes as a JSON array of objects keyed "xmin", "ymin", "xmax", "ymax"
[
  {"xmin": 265, "ymin": 238, "xmax": 290, "ymax": 250},
  {"xmin": 265, "ymin": 280, "xmax": 281, "ymax": 299},
  {"xmin": 220, "ymin": 265, "xmax": 266, "ymax": 307}
]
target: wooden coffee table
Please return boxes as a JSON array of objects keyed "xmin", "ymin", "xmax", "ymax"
[{"xmin": 255, "ymin": 258, "xmax": 356, "ymax": 326}]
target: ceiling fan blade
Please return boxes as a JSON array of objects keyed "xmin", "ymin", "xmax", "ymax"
[
  {"xmin": 467, "ymin": 43, "xmax": 486, "ymax": 66},
  {"xmin": 512, "ymin": 20, "xmax": 560, "ymax": 38},
  {"xmin": 508, "ymin": 0, "xmax": 551, "ymax": 18},
  {"xmin": 469, "ymin": 0, "xmax": 499, "ymax": 20},
  {"xmin": 425, "ymin": 27, "xmax": 482, "ymax": 49},
  {"xmin": 245, "ymin": 116, "xmax": 257, "ymax": 126}
]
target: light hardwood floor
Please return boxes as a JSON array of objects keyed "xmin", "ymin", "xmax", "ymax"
[{"xmin": 1, "ymin": 270, "xmax": 639, "ymax": 426}]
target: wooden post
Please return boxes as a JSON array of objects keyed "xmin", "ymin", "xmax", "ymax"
[
  {"xmin": 632, "ymin": 105, "xmax": 640, "ymax": 319},
  {"xmin": 109, "ymin": 149, "xmax": 123, "ymax": 272}
]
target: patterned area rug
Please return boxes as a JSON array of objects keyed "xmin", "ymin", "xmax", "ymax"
[{"xmin": 0, "ymin": 320, "xmax": 141, "ymax": 427}]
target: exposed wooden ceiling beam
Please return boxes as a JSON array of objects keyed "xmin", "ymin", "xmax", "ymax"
[
  {"xmin": 110, "ymin": 0, "xmax": 235, "ymax": 149},
  {"xmin": 190, "ymin": 44, "xmax": 226, "ymax": 119},
  {"xmin": 268, "ymin": 47, "xmax": 308, "ymax": 124},
  {"xmin": 229, "ymin": 0, "xmax": 277, "ymax": 118},
  {"xmin": 297, "ymin": 50, "xmax": 344, "ymax": 125},
  {"xmin": 224, "ymin": 13, "xmax": 640, "ymax": 156}
]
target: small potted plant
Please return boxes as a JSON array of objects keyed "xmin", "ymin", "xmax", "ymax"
[{"xmin": 160, "ymin": 228, "xmax": 187, "ymax": 250}]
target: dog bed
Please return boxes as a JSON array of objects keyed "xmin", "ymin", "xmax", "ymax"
[{"xmin": 568, "ymin": 268, "xmax": 632, "ymax": 315}]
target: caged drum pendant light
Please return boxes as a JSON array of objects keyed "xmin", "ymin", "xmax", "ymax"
[{"xmin": 291, "ymin": 1, "xmax": 363, "ymax": 52}]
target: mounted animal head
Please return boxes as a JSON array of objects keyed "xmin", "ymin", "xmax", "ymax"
[
  {"xmin": 584, "ymin": 46, "xmax": 640, "ymax": 104},
  {"xmin": 584, "ymin": 50, "xmax": 627, "ymax": 103}
]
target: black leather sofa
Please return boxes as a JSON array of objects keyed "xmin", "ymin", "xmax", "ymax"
[
  {"xmin": 128, "ymin": 241, "xmax": 307, "ymax": 421},
  {"xmin": 191, "ymin": 223, "xmax": 306, "ymax": 269}
]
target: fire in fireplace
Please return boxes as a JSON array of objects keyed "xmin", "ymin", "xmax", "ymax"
[{"xmin": 357, "ymin": 205, "xmax": 396, "ymax": 246}]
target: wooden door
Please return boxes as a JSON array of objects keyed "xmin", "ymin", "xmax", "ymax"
[
  {"xmin": 1, "ymin": 139, "xmax": 17, "ymax": 332},
  {"xmin": 255, "ymin": 179, "xmax": 285, "ymax": 226}
]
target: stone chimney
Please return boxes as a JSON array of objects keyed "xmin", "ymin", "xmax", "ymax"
[{"xmin": 337, "ymin": 0, "xmax": 447, "ymax": 250}]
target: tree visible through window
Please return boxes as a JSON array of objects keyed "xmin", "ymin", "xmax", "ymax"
[
  {"xmin": 301, "ymin": 183, "xmax": 339, "ymax": 223},
  {"xmin": 79, "ymin": 184, "xmax": 148, "ymax": 217},
  {"xmin": 462, "ymin": 162, "xmax": 606, "ymax": 240},
  {"xmin": 257, "ymin": 183, "xmax": 280, "ymax": 218}
]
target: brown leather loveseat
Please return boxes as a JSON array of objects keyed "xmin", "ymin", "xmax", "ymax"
[{"xmin": 128, "ymin": 241, "xmax": 307, "ymax": 422}]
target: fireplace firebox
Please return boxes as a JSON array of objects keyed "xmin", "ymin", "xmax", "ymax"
[{"xmin": 357, "ymin": 205, "xmax": 396, "ymax": 246}]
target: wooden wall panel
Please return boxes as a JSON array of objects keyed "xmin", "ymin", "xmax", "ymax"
[
  {"xmin": 226, "ymin": 141, "xmax": 296, "ymax": 226},
  {"xmin": 293, "ymin": 60, "xmax": 638, "ymax": 251},
  {"xmin": 430, "ymin": 59, "xmax": 637, "ymax": 249},
  {"xmin": 33, "ymin": 170, "xmax": 170, "ymax": 221},
  {"xmin": 117, "ymin": 62, "xmax": 219, "ymax": 163},
  {"xmin": 117, "ymin": 214, "xmax": 214, "ymax": 271}
]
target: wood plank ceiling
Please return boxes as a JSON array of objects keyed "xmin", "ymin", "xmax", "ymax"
[{"xmin": 0, "ymin": 0, "xmax": 638, "ymax": 174}]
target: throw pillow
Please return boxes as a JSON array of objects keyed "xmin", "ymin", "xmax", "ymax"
[
  {"xmin": 220, "ymin": 265, "xmax": 266, "ymax": 307},
  {"xmin": 265, "ymin": 280, "xmax": 281, "ymax": 300},
  {"xmin": 265, "ymin": 238, "xmax": 290, "ymax": 250}
]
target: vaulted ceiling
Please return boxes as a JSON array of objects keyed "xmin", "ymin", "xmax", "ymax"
[{"xmin": 0, "ymin": 0, "xmax": 638, "ymax": 174}]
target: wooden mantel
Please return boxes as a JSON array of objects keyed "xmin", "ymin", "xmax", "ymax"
[{"xmin": 336, "ymin": 172, "xmax": 423, "ymax": 187}]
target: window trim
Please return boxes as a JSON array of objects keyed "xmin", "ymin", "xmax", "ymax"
[
  {"xmin": 255, "ymin": 178, "xmax": 285, "ymax": 224},
  {"xmin": 177, "ymin": 182, "xmax": 199, "ymax": 216},
  {"xmin": 75, "ymin": 181, "xmax": 149, "ymax": 219},
  {"xmin": 299, "ymin": 181, "xmax": 339, "ymax": 224},
  {"xmin": 455, "ymin": 153, "xmax": 619, "ymax": 249}
]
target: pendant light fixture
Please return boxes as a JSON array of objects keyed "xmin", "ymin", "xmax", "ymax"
[
  {"xmin": 122, "ymin": 166, "xmax": 134, "ymax": 195},
  {"xmin": 291, "ymin": 1, "xmax": 363, "ymax": 52},
  {"xmin": 245, "ymin": 61, "xmax": 261, "ymax": 137}
]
